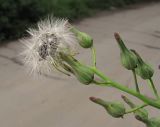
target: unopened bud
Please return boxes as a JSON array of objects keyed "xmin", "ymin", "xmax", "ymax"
[
  {"xmin": 90, "ymin": 97, "xmax": 125, "ymax": 118},
  {"xmin": 131, "ymin": 50, "xmax": 154, "ymax": 80},
  {"xmin": 146, "ymin": 117, "xmax": 160, "ymax": 127},
  {"xmin": 60, "ymin": 53, "xmax": 94, "ymax": 85},
  {"xmin": 122, "ymin": 95, "xmax": 148, "ymax": 123},
  {"xmin": 134, "ymin": 108, "xmax": 149, "ymax": 123},
  {"xmin": 73, "ymin": 64, "xmax": 94, "ymax": 85},
  {"xmin": 71, "ymin": 27, "xmax": 93, "ymax": 48},
  {"xmin": 114, "ymin": 33, "xmax": 138, "ymax": 70}
]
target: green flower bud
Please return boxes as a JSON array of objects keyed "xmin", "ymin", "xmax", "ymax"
[
  {"xmin": 120, "ymin": 50, "xmax": 138, "ymax": 70},
  {"xmin": 114, "ymin": 33, "xmax": 138, "ymax": 70},
  {"xmin": 131, "ymin": 50, "xmax": 154, "ymax": 80},
  {"xmin": 72, "ymin": 64, "xmax": 94, "ymax": 85},
  {"xmin": 136, "ymin": 63, "xmax": 154, "ymax": 80},
  {"xmin": 134, "ymin": 108, "xmax": 149, "ymax": 123},
  {"xmin": 60, "ymin": 53, "xmax": 94, "ymax": 85},
  {"xmin": 90, "ymin": 97, "xmax": 125, "ymax": 118},
  {"xmin": 122, "ymin": 95, "xmax": 148, "ymax": 123},
  {"xmin": 71, "ymin": 27, "xmax": 93, "ymax": 48},
  {"xmin": 146, "ymin": 117, "xmax": 160, "ymax": 127}
]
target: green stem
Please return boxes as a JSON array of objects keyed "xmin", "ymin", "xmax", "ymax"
[
  {"xmin": 92, "ymin": 80, "xmax": 111, "ymax": 86},
  {"xmin": 91, "ymin": 46, "xmax": 96, "ymax": 68},
  {"xmin": 148, "ymin": 78, "xmax": 160, "ymax": 99},
  {"xmin": 132, "ymin": 69, "xmax": 140, "ymax": 93},
  {"xmin": 125, "ymin": 104, "xmax": 148, "ymax": 114},
  {"xmin": 92, "ymin": 67, "xmax": 160, "ymax": 109}
]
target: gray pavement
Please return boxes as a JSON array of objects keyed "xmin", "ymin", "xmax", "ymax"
[{"xmin": 0, "ymin": 3, "xmax": 160, "ymax": 127}]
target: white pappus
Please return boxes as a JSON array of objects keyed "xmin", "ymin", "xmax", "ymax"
[{"xmin": 21, "ymin": 17, "xmax": 78, "ymax": 75}]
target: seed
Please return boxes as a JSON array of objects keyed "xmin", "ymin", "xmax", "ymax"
[{"xmin": 38, "ymin": 44, "xmax": 48, "ymax": 59}]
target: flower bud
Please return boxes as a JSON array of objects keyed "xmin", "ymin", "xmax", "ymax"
[
  {"xmin": 120, "ymin": 50, "xmax": 138, "ymax": 70},
  {"xmin": 73, "ymin": 64, "xmax": 94, "ymax": 85},
  {"xmin": 136, "ymin": 63, "xmax": 154, "ymax": 80},
  {"xmin": 90, "ymin": 97, "xmax": 125, "ymax": 118},
  {"xmin": 134, "ymin": 108, "xmax": 149, "ymax": 123},
  {"xmin": 146, "ymin": 117, "xmax": 160, "ymax": 127},
  {"xmin": 131, "ymin": 50, "xmax": 154, "ymax": 80},
  {"xmin": 71, "ymin": 27, "xmax": 93, "ymax": 48},
  {"xmin": 60, "ymin": 53, "xmax": 94, "ymax": 85},
  {"xmin": 114, "ymin": 33, "xmax": 138, "ymax": 70},
  {"xmin": 122, "ymin": 95, "xmax": 148, "ymax": 123}
]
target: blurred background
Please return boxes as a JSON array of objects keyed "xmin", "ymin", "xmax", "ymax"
[
  {"xmin": 0, "ymin": 0, "xmax": 160, "ymax": 127},
  {"xmin": 0, "ymin": 0, "xmax": 159, "ymax": 42}
]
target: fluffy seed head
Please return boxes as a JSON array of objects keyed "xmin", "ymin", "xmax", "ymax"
[{"xmin": 21, "ymin": 17, "xmax": 78, "ymax": 75}]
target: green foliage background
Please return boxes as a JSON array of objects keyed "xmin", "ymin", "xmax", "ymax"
[{"xmin": 0, "ymin": 0, "xmax": 157, "ymax": 42}]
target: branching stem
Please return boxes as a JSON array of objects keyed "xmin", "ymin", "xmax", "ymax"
[
  {"xmin": 148, "ymin": 78, "xmax": 160, "ymax": 99},
  {"xmin": 91, "ymin": 46, "xmax": 96, "ymax": 68},
  {"xmin": 91, "ymin": 67, "xmax": 160, "ymax": 109},
  {"xmin": 132, "ymin": 69, "xmax": 140, "ymax": 93},
  {"xmin": 125, "ymin": 104, "xmax": 148, "ymax": 114}
]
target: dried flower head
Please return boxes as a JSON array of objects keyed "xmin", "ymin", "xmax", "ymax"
[{"xmin": 21, "ymin": 17, "xmax": 78, "ymax": 75}]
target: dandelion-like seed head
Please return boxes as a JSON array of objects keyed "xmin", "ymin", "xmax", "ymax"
[{"xmin": 21, "ymin": 17, "xmax": 78, "ymax": 75}]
